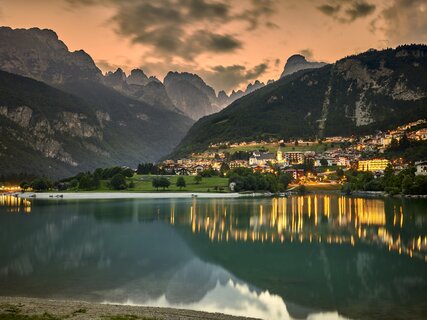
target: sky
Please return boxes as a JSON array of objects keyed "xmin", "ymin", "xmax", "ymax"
[{"xmin": 0, "ymin": 0, "xmax": 426, "ymax": 93}]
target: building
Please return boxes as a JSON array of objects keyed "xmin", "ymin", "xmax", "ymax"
[
  {"xmin": 415, "ymin": 161, "xmax": 427, "ymax": 176},
  {"xmin": 284, "ymin": 152, "xmax": 305, "ymax": 165},
  {"xmin": 229, "ymin": 160, "xmax": 249, "ymax": 169},
  {"xmin": 249, "ymin": 152, "xmax": 276, "ymax": 166},
  {"xmin": 283, "ymin": 168, "xmax": 305, "ymax": 180},
  {"xmin": 358, "ymin": 159, "xmax": 390, "ymax": 172}
]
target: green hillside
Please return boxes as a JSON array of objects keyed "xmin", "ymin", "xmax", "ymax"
[{"xmin": 170, "ymin": 45, "xmax": 427, "ymax": 158}]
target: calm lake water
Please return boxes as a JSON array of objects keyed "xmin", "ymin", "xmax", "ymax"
[{"xmin": 0, "ymin": 194, "xmax": 426, "ymax": 320}]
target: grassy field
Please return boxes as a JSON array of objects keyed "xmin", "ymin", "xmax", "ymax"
[
  {"xmin": 211, "ymin": 143, "xmax": 334, "ymax": 154},
  {"xmin": 94, "ymin": 175, "xmax": 230, "ymax": 193}
]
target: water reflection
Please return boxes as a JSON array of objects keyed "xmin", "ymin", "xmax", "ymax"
[
  {"xmin": 0, "ymin": 195, "xmax": 426, "ymax": 320},
  {"xmin": 169, "ymin": 196, "xmax": 427, "ymax": 262},
  {"xmin": 0, "ymin": 194, "xmax": 31, "ymax": 213}
]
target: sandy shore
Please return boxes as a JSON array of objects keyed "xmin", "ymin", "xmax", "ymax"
[
  {"xmin": 17, "ymin": 192, "xmax": 263, "ymax": 200},
  {"xmin": 0, "ymin": 296, "xmax": 260, "ymax": 320}
]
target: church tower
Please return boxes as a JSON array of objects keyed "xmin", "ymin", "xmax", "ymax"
[{"xmin": 276, "ymin": 145, "xmax": 283, "ymax": 163}]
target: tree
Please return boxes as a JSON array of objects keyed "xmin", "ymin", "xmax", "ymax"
[
  {"xmin": 176, "ymin": 176, "xmax": 186, "ymax": 190},
  {"xmin": 159, "ymin": 177, "xmax": 170, "ymax": 190},
  {"xmin": 336, "ymin": 168, "xmax": 344, "ymax": 179},
  {"xmin": 220, "ymin": 162, "xmax": 230, "ymax": 176},
  {"xmin": 152, "ymin": 177, "xmax": 161, "ymax": 190},
  {"xmin": 320, "ymin": 158, "xmax": 328, "ymax": 166},
  {"xmin": 31, "ymin": 178, "xmax": 52, "ymax": 191},
  {"xmin": 122, "ymin": 168, "xmax": 134, "ymax": 178},
  {"xmin": 20, "ymin": 181, "xmax": 30, "ymax": 191},
  {"xmin": 194, "ymin": 175, "xmax": 202, "ymax": 184},
  {"xmin": 279, "ymin": 173, "xmax": 293, "ymax": 190},
  {"xmin": 402, "ymin": 175, "xmax": 414, "ymax": 194},
  {"xmin": 110, "ymin": 174, "xmax": 127, "ymax": 190}
]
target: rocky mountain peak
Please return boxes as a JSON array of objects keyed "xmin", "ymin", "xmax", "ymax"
[
  {"xmin": 281, "ymin": 54, "xmax": 327, "ymax": 78},
  {"xmin": 0, "ymin": 27, "xmax": 102, "ymax": 84},
  {"xmin": 127, "ymin": 68, "xmax": 149, "ymax": 85}
]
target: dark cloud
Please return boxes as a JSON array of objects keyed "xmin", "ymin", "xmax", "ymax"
[
  {"xmin": 374, "ymin": 0, "xmax": 427, "ymax": 44},
  {"xmin": 202, "ymin": 62, "xmax": 269, "ymax": 92},
  {"xmin": 317, "ymin": 4, "xmax": 341, "ymax": 16},
  {"xmin": 67, "ymin": 0, "xmax": 277, "ymax": 60},
  {"xmin": 96, "ymin": 59, "xmax": 124, "ymax": 73},
  {"xmin": 299, "ymin": 48, "xmax": 313, "ymax": 59},
  {"xmin": 317, "ymin": 0, "xmax": 376, "ymax": 23}
]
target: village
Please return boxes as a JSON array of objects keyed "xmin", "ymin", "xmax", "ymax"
[{"xmin": 158, "ymin": 119, "xmax": 427, "ymax": 180}]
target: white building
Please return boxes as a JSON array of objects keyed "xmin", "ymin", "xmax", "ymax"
[{"xmin": 415, "ymin": 161, "xmax": 427, "ymax": 176}]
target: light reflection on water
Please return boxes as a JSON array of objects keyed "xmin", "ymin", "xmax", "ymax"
[
  {"xmin": 0, "ymin": 195, "xmax": 426, "ymax": 320},
  {"xmin": 178, "ymin": 195, "xmax": 427, "ymax": 262}
]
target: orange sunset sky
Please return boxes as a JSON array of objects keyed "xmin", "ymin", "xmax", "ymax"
[{"xmin": 0, "ymin": 0, "xmax": 426, "ymax": 92}]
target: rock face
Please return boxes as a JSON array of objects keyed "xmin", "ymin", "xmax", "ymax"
[
  {"xmin": 171, "ymin": 45, "xmax": 427, "ymax": 158},
  {"xmin": 164, "ymin": 72, "xmax": 221, "ymax": 120},
  {"xmin": 280, "ymin": 54, "xmax": 327, "ymax": 78},
  {"xmin": 0, "ymin": 27, "xmax": 102, "ymax": 84},
  {"xmin": 103, "ymin": 68, "xmax": 178, "ymax": 112}
]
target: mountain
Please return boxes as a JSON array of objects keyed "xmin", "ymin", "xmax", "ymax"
[
  {"xmin": 0, "ymin": 27, "xmax": 194, "ymax": 177},
  {"xmin": 0, "ymin": 27, "xmax": 102, "ymax": 84},
  {"xmin": 104, "ymin": 68, "xmax": 177, "ymax": 112},
  {"xmin": 170, "ymin": 45, "xmax": 427, "ymax": 158},
  {"xmin": 163, "ymin": 72, "xmax": 221, "ymax": 120},
  {"xmin": 280, "ymin": 54, "xmax": 326, "ymax": 78},
  {"xmin": 0, "ymin": 71, "xmax": 193, "ymax": 177}
]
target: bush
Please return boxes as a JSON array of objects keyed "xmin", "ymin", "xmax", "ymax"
[
  {"xmin": 341, "ymin": 182, "xmax": 352, "ymax": 195},
  {"xmin": 385, "ymin": 186, "xmax": 400, "ymax": 196}
]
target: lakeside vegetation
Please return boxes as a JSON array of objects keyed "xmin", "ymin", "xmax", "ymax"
[{"xmin": 342, "ymin": 166, "xmax": 427, "ymax": 196}]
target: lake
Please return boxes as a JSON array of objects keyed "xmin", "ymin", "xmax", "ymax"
[{"xmin": 0, "ymin": 194, "xmax": 426, "ymax": 320}]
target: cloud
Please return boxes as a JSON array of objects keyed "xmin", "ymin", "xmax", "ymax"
[
  {"xmin": 373, "ymin": 0, "xmax": 427, "ymax": 45},
  {"xmin": 317, "ymin": 0, "xmax": 376, "ymax": 23},
  {"xmin": 96, "ymin": 59, "xmax": 124, "ymax": 73},
  {"xmin": 67, "ymin": 0, "xmax": 277, "ymax": 60},
  {"xmin": 201, "ymin": 62, "xmax": 269, "ymax": 92},
  {"xmin": 299, "ymin": 48, "xmax": 314, "ymax": 59}
]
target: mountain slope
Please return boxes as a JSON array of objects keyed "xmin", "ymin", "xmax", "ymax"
[
  {"xmin": 171, "ymin": 45, "xmax": 427, "ymax": 158},
  {"xmin": 0, "ymin": 71, "xmax": 193, "ymax": 177}
]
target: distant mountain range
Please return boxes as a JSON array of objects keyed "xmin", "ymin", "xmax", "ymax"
[
  {"xmin": 170, "ymin": 45, "xmax": 427, "ymax": 158},
  {"xmin": 0, "ymin": 26, "xmax": 279, "ymax": 177}
]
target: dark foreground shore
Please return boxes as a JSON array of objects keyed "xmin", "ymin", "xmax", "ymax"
[{"xmin": 0, "ymin": 296, "xmax": 260, "ymax": 320}]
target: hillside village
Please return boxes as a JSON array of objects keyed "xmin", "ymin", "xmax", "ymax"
[{"xmin": 159, "ymin": 119, "xmax": 427, "ymax": 180}]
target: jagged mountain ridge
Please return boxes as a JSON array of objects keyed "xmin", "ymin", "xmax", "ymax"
[{"xmin": 170, "ymin": 45, "xmax": 427, "ymax": 158}]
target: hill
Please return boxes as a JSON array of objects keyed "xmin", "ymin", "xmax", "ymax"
[{"xmin": 170, "ymin": 45, "xmax": 427, "ymax": 158}]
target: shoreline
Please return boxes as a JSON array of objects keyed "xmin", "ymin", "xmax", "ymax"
[
  {"xmin": 0, "ymin": 296, "xmax": 259, "ymax": 320},
  {"xmin": 15, "ymin": 191, "xmax": 264, "ymax": 200}
]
